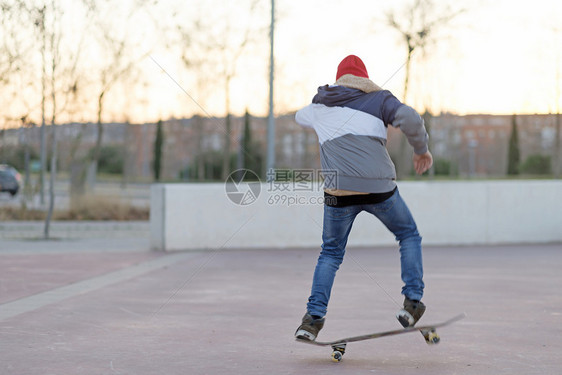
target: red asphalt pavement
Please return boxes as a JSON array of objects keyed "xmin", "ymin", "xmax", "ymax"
[{"xmin": 0, "ymin": 239, "xmax": 561, "ymax": 375}]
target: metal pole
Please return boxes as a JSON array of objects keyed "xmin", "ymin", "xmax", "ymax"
[
  {"xmin": 266, "ymin": 0, "xmax": 275, "ymax": 180},
  {"xmin": 39, "ymin": 6, "xmax": 47, "ymax": 205},
  {"xmin": 554, "ymin": 28, "xmax": 561, "ymax": 178}
]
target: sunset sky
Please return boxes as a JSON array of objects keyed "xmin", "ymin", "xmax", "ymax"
[
  {"xmin": 3, "ymin": 0, "xmax": 562, "ymax": 125},
  {"xmin": 147, "ymin": 0, "xmax": 562, "ymax": 121}
]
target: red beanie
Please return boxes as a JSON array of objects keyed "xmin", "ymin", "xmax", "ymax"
[{"xmin": 336, "ymin": 55, "xmax": 369, "ymax": 81}]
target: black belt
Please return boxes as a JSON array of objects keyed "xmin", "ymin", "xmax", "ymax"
[{"xmin": 324, "ymin": 186, "xmax": 397, "ymax": 207}]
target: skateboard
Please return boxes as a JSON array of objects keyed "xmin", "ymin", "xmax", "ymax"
[{"xmin": 296, "ymin": 313, "xmax": 466, "ymax": 362}]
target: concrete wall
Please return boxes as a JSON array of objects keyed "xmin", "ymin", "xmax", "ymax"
[{"xmin": 150, "ymin": 181, "xmax": 562, "ymax": 251}]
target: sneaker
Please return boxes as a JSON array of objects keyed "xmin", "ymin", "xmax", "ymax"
[
  {"xmin": 396, "ymin": 297, "xmax": 426, "ymax": 328},
  {"xmin": 294, "ymin": 313, "xmax": 325, "ymax": 341}
]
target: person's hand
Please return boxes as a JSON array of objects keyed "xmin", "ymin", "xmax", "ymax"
[{"xmin": 413, "ymin": 151, "xmax": 433, "ymax": 175}]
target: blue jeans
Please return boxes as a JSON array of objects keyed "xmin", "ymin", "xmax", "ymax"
[{"xmin": 306, "ymin": 188, "xmax": 424, "ymax": 317}]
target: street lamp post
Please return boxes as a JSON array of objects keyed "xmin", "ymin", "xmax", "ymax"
[{"xmin": 266, "ymin": 0, "xmax": 275, "ymax": 181}]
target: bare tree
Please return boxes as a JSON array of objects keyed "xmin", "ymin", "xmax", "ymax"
[
  {"xmin": 219, "ymin": 16, "xmax": 256, "ymax": 180},
  {"xmin": 0, "ymin": 2, "xmax": 31, "ymax": 89},
  {"xmin": 30, "ymin": 0, "xmax": 62, "ymax": 238},
  {"xmin": 385, "ymin": 0, "xmax": 462, "ymax": 176},
  {"xmin": 176, "ymin": 0, "xmax": 265, "ymax": 180},
  {"xmin": 35, "ymin": 4, "xmax": 49, "ymax": 206},
  {"xmin": 0, "ymin": 1, "xmax": 35, "ymax": 147},
  {"xmin": 79, "ymin": 0, "xmax": 154, "ymax": 191},
  {"xmin": 1, "ymin": 1, "xmax": 40, "ymax": 203},
  {"xmin": 552, "ymin": 27, "xmax": 561, "ymax": 178},
  {"xmin": 44, "ymin": 1, "xmax": 61, "ymax": 238},
  {"xmin": 177, "ymin": 17, "xmax": 221, "ymax": 181},
  {"xmin": 386, "ymin": 0, "xmax": 461, "ymax": 102},
  {"xmin": 2, "ymin": 1, "xmax": 86, "ymax": 216},
  {"xmin": 25, "ymin": 0, "xmax": 90, "ymax": 237}
]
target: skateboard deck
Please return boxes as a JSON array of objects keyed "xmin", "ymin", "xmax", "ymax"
[{"xmin": 296, "ymin": 313, "xmax": 465, "ymax": 362}]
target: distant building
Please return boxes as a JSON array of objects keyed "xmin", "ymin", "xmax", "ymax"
[{"xmin": 2, "ymin": 113, "xmax": 559, "ymax": 180}]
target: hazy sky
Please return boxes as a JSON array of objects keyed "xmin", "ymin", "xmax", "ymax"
[
  {"xmin": 145, "ymin": 0, "xmax": 562, "ymax": 122},
  {"xmin": 3, "ymin": 0, "xmax": 562, "ymax": 124}
]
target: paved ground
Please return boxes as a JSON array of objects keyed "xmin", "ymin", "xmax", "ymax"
[{"xmin": 0, "ymin": 238, "xmax": 560, "ymax": 375}]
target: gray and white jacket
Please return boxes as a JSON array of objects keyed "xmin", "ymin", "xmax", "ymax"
[{"xmin": 295, "ymin": 76, "xmax": 428, "ymax": 194}]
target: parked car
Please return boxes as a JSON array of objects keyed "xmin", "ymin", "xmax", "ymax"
[{"xmin": 0, "ymin": 165, "xmax": 21, "ymax": 196}]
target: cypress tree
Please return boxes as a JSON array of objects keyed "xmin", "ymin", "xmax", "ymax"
[
  {"xmin": 242, "ymin": 110, "xmax": 251, "ymax": 169},
  {"xmin": 240, "ymin": 110, "xmax": 262, "ymax": 179},
  {"xmin": 154, "ymin": 120, "xmax": 164, "ymax": 181},
  {"xmin": 507, "ymin": 114, "xmax": 520, "ymax": 175}
]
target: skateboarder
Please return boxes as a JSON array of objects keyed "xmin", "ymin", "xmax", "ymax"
[{"xmin": 294, "ymin": 55, "xmax": 433, "ymax": 341}]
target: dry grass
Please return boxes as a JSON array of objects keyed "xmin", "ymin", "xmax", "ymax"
[
  {"xmin": 0, "ymin": 207, "xmax": 47, "ymax": 221},
  {"xmin": 0, "ymin": 195, "xmax": 149, "ymax": 221}
]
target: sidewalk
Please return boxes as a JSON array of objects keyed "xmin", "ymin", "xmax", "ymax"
[
  {"xmin": 0, "ymin": 239, "xmax": 560, "ymax": 375},
  {"xmin": 0, "ymin": 221, "xmax": 149, "ymax": 240}
]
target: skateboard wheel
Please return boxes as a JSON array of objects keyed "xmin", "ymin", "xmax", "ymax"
[
  {"xmin": 331, "ymin": 351, "xmax": 343, "ymax": 362},
  {"xmin": 331, "ymin": 344, "xmax": 345, "ymax": 362},
  {"xmin": 426, "ymin": 332, "xmax": 440, "ymax": 345}
]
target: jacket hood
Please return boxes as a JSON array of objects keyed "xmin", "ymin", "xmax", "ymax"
[
  {"xmin": 313, "ymin": 74, "xmax": 383, "ymax": 107},
  {"xmin": 312, "ymin": 85, "xmax": 366, "ymax": 107}
]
